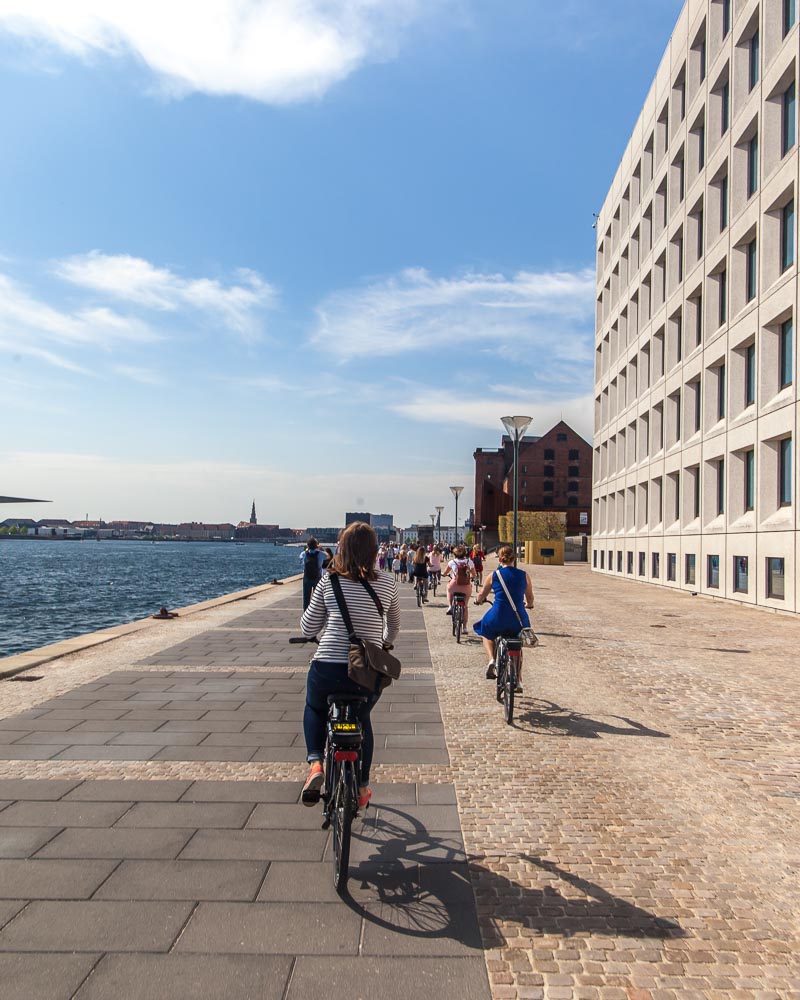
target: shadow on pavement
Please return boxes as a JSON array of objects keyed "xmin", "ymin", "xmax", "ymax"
[
  {"xmin": 516, "ymin": 699, "xmax": 670, "ymax": 739},
  {"xmin": 475, "ymin": 855, "xmax": 684, "ymax": 944}
]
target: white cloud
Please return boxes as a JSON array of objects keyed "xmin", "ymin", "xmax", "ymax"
[
  {"xmin": 393, "ymin": 388, "xmax": 594, "ymax": 440},
  {"xmin": 0, "ymin": 0, "xmax": 432, "ymax": 104},
  {"xmin": 111, "ymin": 364, "xmax": 166, "ymax": 386},
  {"xmin": 55, "ymin": 252, "xmax": 277, "ymax": 342},
  {"xmin": 312, "ymin": 266, "xmax": 596, "ymax": 360}
]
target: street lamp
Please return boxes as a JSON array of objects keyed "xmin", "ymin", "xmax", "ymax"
[
  {"xmin": 435, "ymin": 505, "xmax": 444, "ymax": 545},
  {"xmin": 501, "ymin": 415, "xmax": 533, "ymax": 565},
  {"xmin": 449, "ymin": 486, "xmax": 463, "ymax": 548}
]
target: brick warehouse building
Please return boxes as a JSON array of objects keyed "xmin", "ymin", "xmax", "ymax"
[{"xmin": 473, "ymin": 420, "xmax": 593, "ymax": 544}]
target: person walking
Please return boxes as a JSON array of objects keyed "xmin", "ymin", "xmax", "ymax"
[
  {"xmin": 474, "ymin": 544, "xmax": 534, "ymax": 690},
  {"xmin": 299, "ymin": 522, "xmax": 400, "ymax": 810},
  {"xmin": 300, "ymin": 537, "xmax": 326, "ymax": 610}
]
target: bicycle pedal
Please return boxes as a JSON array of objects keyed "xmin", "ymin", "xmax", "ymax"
[{"xmin": 321, "ymin": 818, "xmax": 331, "ymax": 830}]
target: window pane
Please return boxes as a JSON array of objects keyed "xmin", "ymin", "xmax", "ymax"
[
  {"xmin": 719, "ymin": 268, "xmax": 727, "ymax": 325},
  {"xmin": 783, "ymin": 82, "xmax": 796, "ymax": 156},
  {"xmin": 720, "ymin": 175, "xmax": 728, "ymax": 230},
  {"xmin": 785, "ymin": 0, "xmax": 797, "ymax": 36},
  {"xmin": 722, "ymin": 0, "xmax": 730, "ymax": 37},
  {"xmin": 717, "ymin": 459, "xmax": 725, "ymax": 515},
  {"xmin": 782, "ymin": 201, "xmax": 795, "ymax": 273},
  {"xmin": 747, "ymin": 135, "xmax": 758, "ymax": 197},
  {"xmin": 780, "ymin": 438, "xmax": 792, "ymax": 505},
  {"xmin": 707, "ymin": 553, "xmax": 720, "ymax": 588},
  {"xmin": 749, "ymin": 32, "xmax": 759, "ymax": 90},
  {"xmin": 781, "ymin": 318, "xmax": 793, "ymax": 387},
  {"xmin": 745, "ymin": 449, "xmax": 755, "ymax": 510},
  {"xmin": 718, "ymin": 363, "xmax": 726, "ymax": 420},
  {"xmin": 685, "ymin": 552, "xmax": 696, "ymax": 585},
  {"xmin": 747, "ymin": 241, "xmax": 757, "ymax": 301},
  {"xmin": 767, "ymin": 557, "xmax": 785, "ymax": 600},
  {"xmin": 734, "ymin": 556, "xmax": 749, "ymax": 593},
  {"xmin": 746, "ymin": 345, "xmax": 756, "ymax": 406}
]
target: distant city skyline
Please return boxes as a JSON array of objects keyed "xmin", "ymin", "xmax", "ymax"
[{"xmin": 0, "ymin": 1, "xmax": 683, "ymax": 525}]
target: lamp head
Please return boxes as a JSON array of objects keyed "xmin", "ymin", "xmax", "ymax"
[
  {"xmin": 501, "ymin": 415, "xmax": 533, "ymax": 439},
  {"xmin": 449, "ymin": 486, "xmax": 464, "ymax": 499}
]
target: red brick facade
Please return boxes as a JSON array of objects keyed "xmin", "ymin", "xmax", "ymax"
[{"xmin": 473, "ymin": 421, "xmax": 592, "ymax": 538}]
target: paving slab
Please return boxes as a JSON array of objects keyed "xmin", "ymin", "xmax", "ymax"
[
  {"xmin": 115, "ymin": 802, "xmax": 254, "ymax": 829},
  {"xmin": 0, "ymin": 801, "xmax": 131, "ymax": 828},
  {"xmin": 94, "ymin": 860, "xmax": 267, "ymax": 901},
  {"xmin": 179, "ymin": 828, "xmax": 328, "ymax": 862},
  {"xmin": 0, "ymin": 859, "xmax": 118, "ymax": 899},
  {"xmin": 0, "ymin": 953, "xmax": 100, "ymax": 1000},
  {"xmin": 36, "ymin": 828, "xmax": 194, "ymax": 860},
  {"xmin": 74, "ymin": 954, "xmax": 293, "ymax": 1000}
]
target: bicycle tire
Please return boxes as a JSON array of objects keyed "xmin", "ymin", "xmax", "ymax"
[
  {"xmin": 496, "ymin": 644, "xmax": 506, "ymax": 703},
  {"xmin": 332, "ymin": 760, "xmax": 355, "ymax": 893},
  {"xmin": 503, "ymin": 659, "xmax": 516, "ymax": 724},
  {"xmin": 416, "ymin": 585, "xmax": 422, "ymax": 608}
]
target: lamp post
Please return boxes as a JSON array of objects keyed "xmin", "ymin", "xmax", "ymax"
[
  {"xmin": 449, "ymin": 486, "xmax": 463, "ymax": 548},
  {"xmin": 435, "ymin": 506, "xmax": 444, "ymax": 546},
  {"xmin": 501, "ymin": 415, "xmax": 533, "ymax": 565}
]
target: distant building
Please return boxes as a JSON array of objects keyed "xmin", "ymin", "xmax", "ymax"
[
  {"xmin": 345, "ymin": 512, "xmax": 371, "ymax": 526},
  {"xmin": 305, "ymin": 528, "xmax": 342, "ymax": 544},
  {"xmin": 176, "ymin": 522, "xmax": 236, "ymax": 541},
  {"xmin": 250, "ymin": 501, "xmax": 257, "ymax": 525},
  {"xmin": 474, "ymin": 420, "xmax": 592, "ymax": 545}
]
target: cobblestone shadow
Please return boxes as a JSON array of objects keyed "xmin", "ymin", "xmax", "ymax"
[{"xmin": 516, "ymin": 700, "xmax": 670, "ymax": 740}]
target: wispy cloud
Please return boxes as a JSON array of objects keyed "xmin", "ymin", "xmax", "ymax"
[
  {"xmin": 111, "ymin": 364, "xmax": 166, "ymax": 386},
  {"xmin": 0, "ymin": 0, "xmax": 435, "ymax": 104},
  {"xmin": 312, "ymin": 266, "xmax": 596, "ymax": 361},
  {"xmin": 55, "ymin": 252, "xmax": 277, "ymax": 343},
  {"xmin": 393, "ymin": 388, "xmax": 594, "ymax": 440}
]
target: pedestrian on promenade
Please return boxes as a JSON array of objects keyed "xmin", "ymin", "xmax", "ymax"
[
  {"xmin": 443, "ymin": 545, "xmax": 475, "ymax": 632},
  {"xmin": 392, "ymin": 552, "xmax": 402, "ymax": 580},
  {"xmin": 474, "ymin": 544, "xmax": 534, "ymax": 689},
  {"xmin": 299, "ymin": 521, "xmax": 400, "ymax": 809},
  {"xmin": 300, "ymin": 537, "xmax": 326, "ymax": 610},
  {"xmin": 406, "ymin": 548, "xmax": 416, "ymax": 585}
]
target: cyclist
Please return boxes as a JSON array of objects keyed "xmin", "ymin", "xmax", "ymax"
[
  {"xmin": 428, "ymin": 546, "xmax": 443, "ymax": 590},
  {"xmin": 411, "ymin": 545, "xmax": 430, "ymax": 602},
  {"xmin": 443, "ymin": 545, "xmax": 475, "ymax": 633},
  {"xmin": 470, "ymin": 545, "xmax": 485, "ymax": 586},
  {"xmin": 299, "ymin": 521, "xmax": 400, "ymax": 809},
  {"xmin": 474, "ymin": 545, "xmax": 534, "ymax": 690}
]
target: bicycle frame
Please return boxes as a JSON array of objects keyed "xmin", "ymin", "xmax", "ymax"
[
  {"xmin": 321, "ymin": 694, "xmax": 365, "ymax": 893},
  {"xmin": 452, "ymin": 592, "xmax": 466, "ymax": 643},
  {"xmin": 495, "ymin": 635, "xmax": 523, "ymax": 725}
]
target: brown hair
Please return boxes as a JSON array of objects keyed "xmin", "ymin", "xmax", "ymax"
[
  {"xmin": 414, "ymin": 545, "xmax": 428, "ymax": 565},
  {"xmin": 498, "ymin": 545, "xmax": 514, "ymax": 564},
  {"xmin": 453, "ymin": 544, "xmax": 467, "ymax": 559},
  {"xmin": 330, "ymin": 522, "xmax": 378, "ymax": 580}
]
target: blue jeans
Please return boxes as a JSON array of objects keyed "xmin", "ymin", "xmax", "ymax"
[{"xmin": 303, "ymin": 660, "xmax": 380, "ymax": 785}]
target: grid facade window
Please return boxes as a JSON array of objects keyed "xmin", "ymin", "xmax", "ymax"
[
  {"xmin": 780, "ymin": 318, "xmax": 793, "ymax": 387},
  {"xmin": 717, "ymin": 363, "xmax": 726, "ymax": 420},
  {"xmin": 686, "ymin": 553, "xmax": 696, "ymax": 585},
  {"xmin": 708, "ymin": 553, "xmax": 720, "ymax": 588},
  {"xmin": 747, "ymin": 135, "xmax": 758, "ymax": 198},
  {"xmin": 720, "ymin": 174, "xmax": 728, "ymax": 231},
  {"xmin": 781, "ymin": 201, "xmax": 795, "ymax": 272},
  {"xmin": 718, "ymin": 267, "xmax": 727, "ymax": 325},
  {"xmin": 746, "ymin": 240, "xmax": 757, "ymax": 302},
  {"xmin": 734, "ymin": 556, "xmax": 749, "ymax": 593},
  {"xmin": 749, "ymin": 32, "xmax": 759, "ymax": 91},
  {"xmin": 780, "ymin": 438, "xmax": 792, "ymax": 505},
  {"xmin": 746, "ymin": 345, "xmax": 756, "ymax": 406},
  {"xmin": 716, "ymin": 458, "xmax": 725, "ymax": 515},
  {"xmin": 745, "ymin": 449, "xmax": 755, "ymax": 510},
  {"xmin": 767, "ymin": 557, "xmax": 785, "ymax": 599},
  {"xmin": 785, "ymin": 0, "xmax": 797, "ymax": 38},
  {"xmin": 782, "ymin": 83, "xmax": 796, "ymax": 158},
  {"xmin": 667, "ymin": 553, "xmax": 676, "ymax": 581},
  {"xmin": 722, "ymin": 0, "xmax": 730, "ymax": 38}
]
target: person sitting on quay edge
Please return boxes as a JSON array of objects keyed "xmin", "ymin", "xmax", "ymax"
[
  {"xmin": 299, "ymin": 521, "xmax": 400, "ymax": 809},
  {"xmin": 300, "ymin": 537, "xmax": 326, "ymax": 610},
  {"xmin": 443, "ymin": 544, "xmax": 475, "ymax": 632},
  {"xmin": 474, "ymin": 544, "xmax": 534, "ymax": 691}
]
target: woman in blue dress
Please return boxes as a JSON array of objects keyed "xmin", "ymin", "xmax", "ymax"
[{"xmin": 474, "ymin": 545, "xmax": 534, "ymax": 689}]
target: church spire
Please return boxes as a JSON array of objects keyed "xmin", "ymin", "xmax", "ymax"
[{"xmin": 250, "ymin": 500, "xmax": 257, "ymax": 525}]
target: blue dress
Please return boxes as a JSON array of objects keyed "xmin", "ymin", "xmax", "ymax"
[{"xmin": 473, "ymin": 566, "xmax": 530, "ymax": 640}]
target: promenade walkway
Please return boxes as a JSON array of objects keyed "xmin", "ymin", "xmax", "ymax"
[{"xmin": 0, "ymin": 563, "xmax": 798, "ymax": 998}]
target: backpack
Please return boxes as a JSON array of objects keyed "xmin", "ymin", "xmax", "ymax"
[
  {"xmin": 454, "ymin": 559, "xmax": 471, "ymax": 586},
  {"xmin": 303, "ymin": 550, "xmax": 322, "ymax": 584}
]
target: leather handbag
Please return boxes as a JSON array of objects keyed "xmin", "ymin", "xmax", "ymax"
[
  {"xmin": 329, "ymin": 574, "xmax": 402, "ymax": 693},
  {"xmin": 495, "ymin": 567, "xmax": 538, "ymax": 647}
]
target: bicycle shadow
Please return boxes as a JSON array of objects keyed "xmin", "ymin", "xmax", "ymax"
[
  {"xmin": 339, "ymin": 806, "xmax": 680, "ymax": 949},
  {"xmin": 515, "ymin": 699, "xmax": 670, "ymax": 740}
]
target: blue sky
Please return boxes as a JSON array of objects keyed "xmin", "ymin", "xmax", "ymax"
[{"xmin": 1, "ymin": 0, "xmax": 683, "ymax": 527}]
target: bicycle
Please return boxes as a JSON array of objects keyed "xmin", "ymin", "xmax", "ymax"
[
  {"xmin": 494, "ymin": 633, "xmax": 523, "ymax": 725},
  {"xmin": 427, "ymin": 571, "xmax": 438, "ymax": 597},
  {"xmin": 289, "ymin": 636, "xmax": 366, "ymax": 893},
  {"xmin": 414, "ymin": 576, "xmax": 427, "ymax": 607},
  {"xmin": 451, "ymin": 591, "xmax": 466, "ymax": 643}
]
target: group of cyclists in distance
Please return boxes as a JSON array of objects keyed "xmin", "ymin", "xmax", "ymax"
[{"xmin": 298, "ymin": 524, "xmax": 535, "ymax": 809}]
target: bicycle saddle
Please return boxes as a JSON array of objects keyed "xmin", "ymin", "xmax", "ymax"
[{"xmin": 327, "ymin": 694, "xmax": 369, "ymax": 705}]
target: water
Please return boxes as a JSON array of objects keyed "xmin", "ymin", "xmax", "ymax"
[{"xmin": 0, "ymin": 540, "xmax": 304, "ymax": 659}]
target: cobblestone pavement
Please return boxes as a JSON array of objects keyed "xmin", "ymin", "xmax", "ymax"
[
  {"xmin": 424, "ymin": 561, "xmax": 800, "ymax": 1000},
  {"xmin": 1, "ymin": 566, "xmax": 799, "ymax": 998}
]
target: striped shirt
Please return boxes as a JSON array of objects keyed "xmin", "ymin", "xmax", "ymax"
[{"xmin": 300, "ymin": 572, "xmax": 401, "ymax": 662}]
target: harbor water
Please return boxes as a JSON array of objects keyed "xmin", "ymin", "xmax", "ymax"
[{"xmin": 0, "ymin": 540, "xmax": 303, "ymax": 659}]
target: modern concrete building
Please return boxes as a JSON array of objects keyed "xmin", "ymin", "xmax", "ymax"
[{"xmin": 592, "ymin": 0, "xmax": 799, "ymax": 611}]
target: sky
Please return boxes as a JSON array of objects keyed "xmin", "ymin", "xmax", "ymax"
[{"xmin": 0, "ymin": 0, "xmax": 684, "ymax": 528}]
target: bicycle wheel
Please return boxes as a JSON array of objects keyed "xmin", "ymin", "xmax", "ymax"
[
  {"xmin": 416, "ymin": 583, "xmax": 422, "ymax": 607},
  {"xmin": 455, "ymin": 605, "xmax": 462, "ymax": 643},
  {"xmin": 332, "ymin": 760, "xmax": 355, "ymax": 893},
  {"xmin": 495, "ymin": 645, "xmax": 506, "ymax": 703},
  {"xmin": 503, "ymin": 659, "xmax": 516, "ymax": 724}
]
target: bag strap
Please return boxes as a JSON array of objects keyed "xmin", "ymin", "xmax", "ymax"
[
  {"xmin": 359, "ymin": 578, "xmax": 385, "ymax": 619},
  {"xmin": 495, "ymin": 567, "xmax": 525, "ymax": 629}
]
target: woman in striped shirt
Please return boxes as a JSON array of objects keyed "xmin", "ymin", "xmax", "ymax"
[{"xmin": 299, "ymin": 521, "xmax": 401, "ymax": 809}]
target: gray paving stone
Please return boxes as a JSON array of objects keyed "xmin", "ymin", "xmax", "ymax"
[
  {"xmin": 54, "ymin": 746, "xmax": 164, "ymax": 761},
  {"xmin": 348, "ymin": 829, "xmax": 465, "ymax": 866},
  {"xmin": 0, "ymin": 900, "xmax": 27, "ymax": 928},
  {"xmin": 418, "ymin": 784, "xmax": 458, "ymax": 805},
  {"xmin": 0, "ymin": 780, "xmax": 81, "ymax": 801},
  {"xmin": 15, "ymin": 731, "xmax": 115, "ymax": 745},
  {"xmin": 0, "ymin": 745, "xmax": 67, "ymax": 760},
  {"xmin": 0, "ymin": 732, "xmax": 32, "ymax": 744},
  {"xmin": 0, "ymin": 718, "xmax": 76, "ymax": 732},
  {"xmin": 0, "ymin": 953, "xmax": 99, "ymax": 1000},
  {"xmin": 287, "ymin": 956, "xmax": 490, "ymax": 999},
  {"xmin": 0, "ymin": 827, "xmax": 62, "ymax": 858},
  {"xmin": 116, "ymin": 802, "xmax": 254, "ymax": 829},
  {"xmin": 109, "ymin": 732, "xmax": 207, "ymax": 746},
  {"xmin": 181, "ymin": 828, "xmax": 327, "ymax": 862},
  {"xmin": 156, "ymin": 720, "xmax": 246, "ymax": 732},
  {"xmin": 175, "ymin": 901, "xmax": 361, "ymax": 954},
  {"xmin": 181, "ymin": 781, "xmax": 300, "ymax": 803},
  {"xmin": 0, "ymin": 802, "xmax": 131, "ymax": 828},
  {"xmin": 257, "ymin": 860, "xmax": 416, "ymax": 904},
  {"xmin": 0, "ymin": 900, "xmax": 193, "ymax": 952},
  {"xmin": 247, "ymin": 803, "xmax": 330, "ymax": 830},
  {"xmin": 74, "ymin": 954, "xmax": 292, "ymax": 1000},
  {"xmin": 376, "ymin": 749, "xmax": 449, "ymax": 764},
  {"xmin": 373, "ymin": 805, "xmax": 462, "ymax": 832},
  {"xmin": 0, "ymin": 859, "xmax": 118, "ymax": 898},
  {"xmin": 94, "ymin": 860, "xmax": 267, "ymax": 901},
  {"xmin": 249, "ymin": 747, "xmax": 308, "ymax": 762},
  {"xmin": 370, "ymin": 783, "xmax": 418, "ymax": 804},
  {"xmin": 36, "ymin": 828, "xmax": 194, "ymax": 860},
  {"xmin": 384, "ymin": 735, "xmax": 447, "ymax": 749},
  {"xmin": 71, "ymin": 720, "xmax": 163, "ymax": 732},
  {"xmin": 63, "ymin": 780, "xmax": 193, "ymax": 802},
  {"xmin": 198, "ymin": 732, "xmax": 294, "ymax": 747}
]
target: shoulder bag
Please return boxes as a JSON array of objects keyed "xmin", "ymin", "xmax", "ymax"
[
  {"xmin": 495, "ymin": 568, "xmax": 538, "ymax": 647},
  {"xmin": 329, "ymin": 574, "xmax": 402, "ymax": 693}
]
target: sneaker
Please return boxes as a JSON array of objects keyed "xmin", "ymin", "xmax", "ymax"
[
  {"xmin": 301, "ymin": 763, "xmax": 324, "ymax": 806},
  {"xmin": 357, "ymin": 787, "xmax": 372, "ymax": 811},
  {"xmin": 445, "ymin": 607, "xmax": 453, "ymax": 616},
  {"xmin": 515, "ymin": 682, "xmax": 524, "ymax": 694},
  {"xmin": 485, "ymin": 661, "xmax": 496, "ymax": 679}
]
